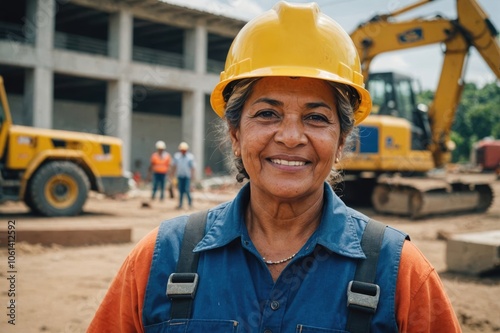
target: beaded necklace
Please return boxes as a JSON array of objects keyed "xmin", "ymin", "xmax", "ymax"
[{"xmin": 262, "ymin": 251, "xmax": 298, "ymax": 265}]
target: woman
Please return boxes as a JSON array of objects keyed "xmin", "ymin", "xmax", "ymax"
[{"xmin": 88, "ymin": 2, "xmax": 461, "ymax": 332}]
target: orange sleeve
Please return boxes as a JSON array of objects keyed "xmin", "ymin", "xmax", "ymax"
[
  {"xmin": 87, "ymin": 228, "xmax": 159, "ymax": 333},
  {"xmin": 396, "ymin": 240, "xmax": 462, "ymax": 332}
]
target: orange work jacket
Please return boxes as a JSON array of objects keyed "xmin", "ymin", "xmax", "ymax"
[{"xmin": 150, "ymin": 152, "xmax": 171, "ymax": 174}]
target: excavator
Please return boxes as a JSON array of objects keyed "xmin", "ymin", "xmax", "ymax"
[{"xmin": 337, "ymin": 0, "xmax": 500, "ymax": 218}]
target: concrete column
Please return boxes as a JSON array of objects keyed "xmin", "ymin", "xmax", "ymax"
[
  {"xmin": 108, "ymin": 10, "xmax": 132, "ymax": 61},
  {"xmin": 106, "ymin": 80, "xmax": 132, "ymax": 171},
  {"xmin": 105, "ymin": 9, "xmax": 133, "ymax": 170},
  {"xmin": 182, "ymin": 90, "xmax": 205, "ymax": 180},
  {"xmin": 23, "ymin": 71, "xmax": 35, "ymax": 126},
  {"xmin": 194, "ymin": 25, "xmax": 207, "ymax": 74},
  {"xmin": 32, "ymin": 0, "xmax": 55, "ymax": 49},
  {"xmin": 24, "ymin": 0, "xmax": 55, "ymax": 128},
  {"xmin": 184, "ymin": 24, "xmax": 207, "ymax": 73},
  {"xmin": 25, "ymin": 68, "xmax": 53, "ymax": 128},
  {"xmin": 182, "ymin": 23, "xmax": 207, "ymax": 180}
]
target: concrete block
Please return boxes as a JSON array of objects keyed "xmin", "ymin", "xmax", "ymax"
[
  {"xmin": 0, "ymin": 228, "xmax": 132, "ymax": 247},
  {"xmin": 446, "ymin": 230, "xmax": 500, "ymax": 275}
]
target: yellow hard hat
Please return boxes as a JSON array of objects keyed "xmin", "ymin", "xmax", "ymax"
[{"xmin": 210, "ymin": 1, "xmax": 371, "ymax": 125}]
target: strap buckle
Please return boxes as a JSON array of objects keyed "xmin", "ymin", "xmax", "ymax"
[
  {"xmin": 347, "ymin": 280, "xmax": 380, "ymax": 313},
  {"xmin": 167, "ymin": 273, "xmax": 199, "ymax": 299}
]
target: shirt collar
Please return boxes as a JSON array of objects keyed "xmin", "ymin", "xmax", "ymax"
[{"xmin": 195, "ymin": 182, "xmax": 365, "ymax": 259}]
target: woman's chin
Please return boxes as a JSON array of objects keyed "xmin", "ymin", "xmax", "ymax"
[{"xmin": 255, "ymin": 181, "xmax": 319, "ymax": 201}]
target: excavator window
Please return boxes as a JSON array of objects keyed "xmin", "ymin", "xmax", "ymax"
[
  {"xmin": 367, "ymin": 72, "xmax": 415, "ymax": 121},
  {"xmin": 367, "ymin": 73, "xmax": 399, "ymax": 117},
  {"xmin": 393, "ymin": 79, "xmax": 414, "ymax": 122},
  {"xmin": 367, "ymin": 72, "xmax": 429, "ymax": 150},
  {"xmin": 367, "ymin": 78, "xmax": 386, "ymax": 115}
]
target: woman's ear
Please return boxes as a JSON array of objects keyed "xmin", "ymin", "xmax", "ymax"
[
  {"xmin": 335, "ymin": 140, "xmax": 344, "ymax": 162},
  {"xmin": 229, "ymin": 126, "xmax": 240, "ymax": 154}
]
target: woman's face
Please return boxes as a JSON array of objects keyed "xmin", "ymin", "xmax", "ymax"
[{"xmin": 230, "ymin": 76, "xmax": 344, "ymax": 201}]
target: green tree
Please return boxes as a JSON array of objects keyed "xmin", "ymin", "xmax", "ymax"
[
  {"xmin": 416, "ymin": 89, "xmax": 434, "ymax": 106},
  {"xmin": 450, "ymin": 131, "xmax": 468, "ymax": 163}
]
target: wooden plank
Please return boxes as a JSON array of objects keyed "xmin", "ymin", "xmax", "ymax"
[{"xmin": 0, "ymin": 228, "xmax": 132, "ymax": 247}]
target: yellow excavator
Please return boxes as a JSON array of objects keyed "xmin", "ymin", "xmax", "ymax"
[{"xmin": 337, "ymin": 0, "xmax": 500, "ymax": 218}]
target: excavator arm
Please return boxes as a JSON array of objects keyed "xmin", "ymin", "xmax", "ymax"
[
  {"xmin": 432, "ymin": 0, "xmax": 500, "ymax": 166},
  {"xmin": 351, "ymin": 18, "xmax": 459, "ymax": 80},
  {"xmin": 457, "ymin": 0, "xmax": 500, "ymax": 79}
]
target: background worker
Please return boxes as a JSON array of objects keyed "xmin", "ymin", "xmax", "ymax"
[
  {"xmin": 88, "ymin": 2, "xmax": 460, "ymax": 332},
  {"xmin": 148, "ymin": 140, "xmax": 171, "ymax": 202},
  {"xmin": 170, "ymin": 141, "xmax": 195, "ymax": 209}
]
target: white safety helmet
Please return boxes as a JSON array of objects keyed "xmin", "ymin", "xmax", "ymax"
[
  {"xmin": 155, "ymin": 140, "xmax": 166, "ymax": 150},
  {"xmin": 178, "ymin": 142, "xmax": 189, "ymax": 151}
]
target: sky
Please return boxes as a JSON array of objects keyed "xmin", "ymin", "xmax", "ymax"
[{"xmin": 164, "ymin": 0, "xmax": 499, "ymax": 91}]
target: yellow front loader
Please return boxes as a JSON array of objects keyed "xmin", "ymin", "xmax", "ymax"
[{"xmin": 0, "ymin": 76, "xmax": 129, "ymax": 216}]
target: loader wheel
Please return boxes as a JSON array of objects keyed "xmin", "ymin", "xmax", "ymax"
[
  {"xmin": 24, "ymin": 190, "xmax": 40, "ymax": 214},
  {"xmin": 29, "ymin": 161, "xmax": 90, "ymax": 216}
]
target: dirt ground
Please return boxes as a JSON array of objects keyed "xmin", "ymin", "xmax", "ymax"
[{"xmin": 0, "ymin": 177, "xmax": 499, "ymax": 333}]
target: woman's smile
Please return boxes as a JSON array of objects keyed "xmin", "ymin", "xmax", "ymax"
[{"xmin": 268, "ymin": 158, "xmax": 308, "ymax": 167}]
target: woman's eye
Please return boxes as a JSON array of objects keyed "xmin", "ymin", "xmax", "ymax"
[
  {"xmin": 255, "ymin": 110, "xmax": 278, "ymax": 119},
  {"xmin": 306, "ymin": 114, "xmax": 329, "ymax": 123}
]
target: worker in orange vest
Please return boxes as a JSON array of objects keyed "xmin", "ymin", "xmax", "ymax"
[{"xmin": 149, "ymin": 140, "xmax": 171, "ymax": 201}]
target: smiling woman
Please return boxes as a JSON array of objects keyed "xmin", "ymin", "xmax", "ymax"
[{"xmin": 88, "ymin": 2, "xmax": 461, "ymax": 333}]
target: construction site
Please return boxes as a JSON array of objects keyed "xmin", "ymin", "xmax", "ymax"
[{"xmin": 0, "ymin": 0, "xmax": 499, "ymax": 332}]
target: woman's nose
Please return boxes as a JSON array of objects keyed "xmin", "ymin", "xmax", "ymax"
[{"xmin": 274, "ymin": 115, "xmax": 307, "ymax": 147}]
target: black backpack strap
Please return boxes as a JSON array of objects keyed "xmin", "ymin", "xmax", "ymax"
[
  {"xmin": 346, "ymin": 219, "xmax": 386, "ymax": 333},
  {"xmin": 167, "ymin": 210, "xmax": 208, "ymax": 319}
]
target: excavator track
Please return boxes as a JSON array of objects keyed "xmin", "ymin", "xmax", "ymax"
[{"xmin": 371, "ymin": 174, "xmax": 495, "ymax": 219}]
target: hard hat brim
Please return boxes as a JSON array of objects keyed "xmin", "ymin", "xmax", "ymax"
[{"xmin": 210, "ymin": 68, "xmax": 372, "ymax": 126}]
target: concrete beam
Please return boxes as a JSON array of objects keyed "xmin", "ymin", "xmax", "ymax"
[
  {"xmin": 0, "ymin": 42, "xmax": 219, "ymax": 94},
  {"xmin": 446, "ymin": 230, "xmax": 500, "ymax": 275},
  {"xmin": 0, "ymin": 41, "xmax": 38, "ymax": 67},
  {"xmin": 53, "ymin": 49, "xmax": 121, "ymax": 80},
  {"xmin": 128, "ymin": 63, "xmax": 218, "ymax": 93}
]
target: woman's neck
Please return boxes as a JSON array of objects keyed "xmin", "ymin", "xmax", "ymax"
[{"xmin": 245, "ymin": 186, "xmax": 324, "ymax": 250}]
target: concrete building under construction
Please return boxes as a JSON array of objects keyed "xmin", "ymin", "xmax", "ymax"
[{"xmin": 0, "ymin": 0, "xmax": 248, "ymax": 179}]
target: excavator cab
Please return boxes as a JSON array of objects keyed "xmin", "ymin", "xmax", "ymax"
[{"xmin": 366, "ymin": 72, "xmax": 431, "ymax": 151}]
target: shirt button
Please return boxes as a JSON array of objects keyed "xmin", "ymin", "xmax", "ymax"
[{"xmin": 270, "ymin": 300, "xmax": 280, "ymax": 310}]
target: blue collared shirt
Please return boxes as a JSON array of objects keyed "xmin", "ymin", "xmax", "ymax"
[
  {"xmin": 143, "ymin": 182, "xmax": 405, "ymax": 332},
  {"xmin": 172, "ymin": 151, "xmax": 195, "ymax": 178}
]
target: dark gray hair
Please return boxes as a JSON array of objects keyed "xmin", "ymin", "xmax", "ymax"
[{"xmin": 219, "ymin": 77, "xmax": 360, "ymax": 185}]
